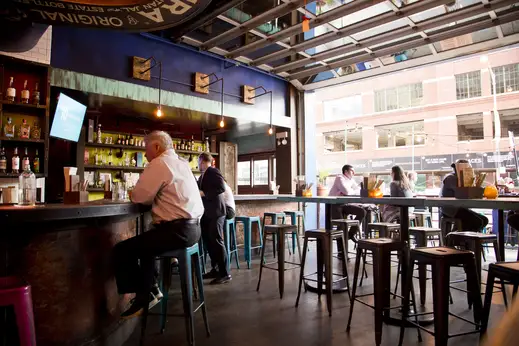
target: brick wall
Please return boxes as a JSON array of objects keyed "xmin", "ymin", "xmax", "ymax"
[{"xmin": 0, "ymin": 26, "xmax": 52, "ymax": 65}]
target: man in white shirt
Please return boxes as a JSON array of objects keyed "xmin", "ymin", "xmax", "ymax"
[
  {"xmin": 329, "ymin": 164, "xmax": 367, "ymax": 240},
  {"xmin": 114, "ymin": 131, "xmax": 204, "ymax": 319}
]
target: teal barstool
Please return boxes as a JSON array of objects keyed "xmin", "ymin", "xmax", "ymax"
[
  {"xmin": 235, "ymin": 216, "xmax": 263, "ymax": 269},
  {"xmin": 225, "ymin": 218, "xmax": 240, "ymax": 270},
  {"xmin": 198, "ymin": 237, "xmax": 206, "ymax": 274},
  {"xmin": 263, "ymin": 212, "xmax": 287, "ymax": 257},
  {"xmin": 140, "ymin": 243, "xmax": 210, "ymax": 346},
  {"xmin": 284, "ymin": 210, "xmax": 305, "ymax": 254}
]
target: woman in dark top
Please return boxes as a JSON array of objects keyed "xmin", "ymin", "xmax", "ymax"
[{"xmin": 381, "ymin": 165, "xmax": 413, "ymax": 223}]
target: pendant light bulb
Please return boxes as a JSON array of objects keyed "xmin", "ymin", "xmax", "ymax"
[
  {"xmin": 156, "ymin": 106, "xmax": 163, "ymax": 118},
  {"xmin": 268, "ymin": 127, "xmax": 273, "ymax": 135},
  {"xmin": 219, "ymin": 119, "xmax": 225, "ymax": 128}
]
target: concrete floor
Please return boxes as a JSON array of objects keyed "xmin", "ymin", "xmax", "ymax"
[{"xmin": 124, "ymin": 243, "xmax": 513, "ymax": 346}]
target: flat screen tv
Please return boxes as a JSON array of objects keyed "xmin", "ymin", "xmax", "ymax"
[{"xmin": 50, "ymin": 93, "xmax": 87, "ymax": 142}]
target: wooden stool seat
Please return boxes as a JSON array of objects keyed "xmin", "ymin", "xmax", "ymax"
[{"xmin": 367, "ymin": 223, "xmax": 401, "ymax": 239}]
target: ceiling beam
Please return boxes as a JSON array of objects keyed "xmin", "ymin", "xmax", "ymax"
[
  {"xmin": 201, "ymin": 0, "xmax": 308, "ymax": 50},
  {"xmin": 251, "ymin": 0, "xmax": 456, "ymax": 67},
  {"xmin": 170, "ymin": 0, "xmax": 247, "ymax": 40},
  {"xmin": 303, "ymin": 35, "xmax": 519, "ymax": 91},
  {"xmin": 227, "ymin": 0, "xmax": 386, "ymax": 59},
  {"xmin": 273, "ymin": 0, "xmax": 503, "ymax": 74},
  {"xmin": 288, "ymin": 9, "xmax": 519, "ymax": 80}
]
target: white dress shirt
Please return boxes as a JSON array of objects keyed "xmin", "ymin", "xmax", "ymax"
[
  {"xmin": 222, "ymin": 183, "xmax": 235, "ymax": 210},
  {"xmin": 328, "ymin": 174, "xmax": 360, "ymax": 196},
  {"xmin": 131, "ymin": 149, "xmax": 204, "ymax": 223}
]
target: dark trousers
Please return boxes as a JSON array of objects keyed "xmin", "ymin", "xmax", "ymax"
[
  {"xmin": 113, "ymin": 219, "xmax": 200, "ymax": 299},
  {"xmin": 201, "ymin": 214, "xmax": 229, "ymax": 277},
  {"xmin": 449, "ymin": 208, "xmax": 489, "ymax": 232}
]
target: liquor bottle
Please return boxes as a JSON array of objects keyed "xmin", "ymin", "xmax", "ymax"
[
  {"xmin": 129, "ymin": 134, "xmax": 134, "ymax": 146},
  {"xmin": 101, "ymin": 149, "xmax": 107, "ymax": 165},
  {"xmin": 94, "ymin": 148, "xmax": 100, "ymax": 166},
  {"xmin": 0, "ymin": 147, "xmax": 6, "ymax": 174},
  {"xmin": 6, "ymin": 77, "xmax": 16, "ymax": 103},
  {"xmin": 22, "ymin": 147, "xmax": 30, "ymax": 171},
  {"xmin": 108, "ymin": 149, "xmax": 113, "ymax": 166},
  {"xmin": 33, "ymin": 149, "xmax": 40, "ymax": 173},
  {"xmin": 31, "ymin": 121, "xmax": 41, "ymax": 139},
  {"xmin": 191, "ymin": 135, "xmax": 195, "ymax": 151},
  {"xmin": 180, "ymin": 139, "xmax": 185, "ymax": 150},
  {"xmin": 12, "ymin": 147, "xmax": 19, "ymax": 174},
  {"xmin": 124, "ymin": 152, "xmax": 130, "ymax": 167},
  {"xmin": 32, "ymin": 83, "xmax": 40, "ymax": 105},
  {"xmin": 116, "ymin": 135, "xmax": 120, "ymax": 145},
  {"xmin": 3, "ymin": 117, "xmax": 15, "ymax": 138},
  {"xmin": 125, "ymin": 135, "xmax": 129, "ymax": 146},
  {"xmin": 96, "ymin": 124, "xmax": 102, "ymax": 144},
  {"xmin": 20, "ymin": 119, "xmax": 31, "ymax": 139},
  {"xmin": 21, "ymin": 80, "xmax": 30, "ymax": 104},
  {"xmin": 131, "ymin": 154, "xmax": 136, "ymax": 167},
  {"xmin": 19, "ymin": 158, "xmax": 36, "ymax": 206}
]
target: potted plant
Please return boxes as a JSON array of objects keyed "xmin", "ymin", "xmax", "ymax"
[{"xmin": 317, "ymin": 170, "xmax": 329, "ymax": 196}]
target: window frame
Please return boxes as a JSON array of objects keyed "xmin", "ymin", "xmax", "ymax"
[
  {"xmin": 375, "ymin": 120, "xmax": 425, "ymax": 149},
  {"xmin": 374, "ymin": 83, "xmax": 423, "ymax": 112},
  {"xmin": 323, "ymin": 128, "xmax": 363, "ymax": 153},
  {"xmin": 492, "ymin": 63, "xmax": 519, "ymax": 94},
  {"xmin": 455, "ymin": 71, "xmax": 482, "ymax": 100},
  {"xmin": 456, "ymin": 113, "xmax": 484, "ymax": 142},
  {"xmin": 237, "ymin": 152, "xmax": 275, "ymax": 194}
]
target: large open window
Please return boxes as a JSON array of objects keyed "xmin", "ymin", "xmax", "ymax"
[
  {"xmin": 492, "ymin": 63, "xmax": 519, "ymax": 94},
  {"xmin": 323, "ymin": 127, "xmax": 363, "ymax": 152},
  {"xmin": 375, "ymin": 121, "xmax": 425, "ymax": 148},
  {"xmin": 374, "ymin": 83, "xmax": 423, "ymax": 112},
  {"xmin": 457, "ymin": 113, "xmax": 484, "ymax": 141},
  {"xmin": 493, "ymin": 108, "xmax": 519, "ymax": 138}
]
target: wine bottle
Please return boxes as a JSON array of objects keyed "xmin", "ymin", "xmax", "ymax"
[
  {"xmin": 12, "ymin": 147, "xmax": 19, "ymax": 174},
  {"xmin": 22, "ymin": 147, "xmax": 30, "ymax": 171},
  {"xmin": 21, "ymin": 80, "xmax": 30, "ymax": 104},
  {"xmin": 32, "ymin": 82, "xmax": 40, "ymax": 105},
  {"xmin": 33, "ymin": 149, "xmax": 40, "ymax": 173},
  {"xmin": 6, "ymin": 77, "xmax": 16, "ymax": 103},
  {"xmin": 0, "ymin": 147, "xmax": 6, "ymax": 174},
  {"xmin": 129, "ymin": 134, "xmax": 134, "ymax": 146}
]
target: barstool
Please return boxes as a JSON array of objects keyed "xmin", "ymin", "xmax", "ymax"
[
  {"xmin": 413, "ymin": 211, "xmax": 433, "ymax": 228},
  {"xmin": 225, "ymin": 218, "xmax": 240, "ymax": 270},
  {"xmin": 440, "ymin": 216, "xmax": 463, "ymax": 243},
  {"xmin": 0, "ymin": 276, "xmax": 36, "ymax": 346},
  {"xmin": 399, "ymin": 247, "xmax": 483, "ymax": 346},
  {"xmin": 140, "ymin": 243, "xmax": 210, "ymax": 346},
  {"xmin": 446, "ymin": 231, "xmax": 506, "ymax": 308},
  {"xmin": 296, "ymin": 229, "xmax": 350, "ymax": 316},
  {"xmin": 235, "ymin": 216, "xmax": 263, "ymax": 269},
  {"xmin": 263, "ymin": 212, "xmax": 287, "ymax": 257},
  {"xmin": 367, "ymin": 222, "xmax": 401, "ymax": 239},
  {"xmin": 331, "ymin": 218, "xmax": 361, "ymax": 258},
  {"xmin": 284, "ymin": 210, "xmax": 305, "ymax": 254},
  {"xmin": 481, "ymin": 261, "xmax": 519, "ymax": 335},
  {"xmin": 257, "ymin": 225, "xmax": 302, "ymax": 298},
  {"xmin": 347, "ymin": 238, "xmax": 417, "ymax": 346}
]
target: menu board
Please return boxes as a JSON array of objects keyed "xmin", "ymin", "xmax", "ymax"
[
  {"xmin": 394, "ymin": 156, "xmax": 421, "ymax": 172},
  {"xmin": 421, "ymin": 155, "xmax": 453, "ymax": 171},
  {"xmin": 370, "ymin": 158, "xmax": 394, "ymax": 171},
  {"xmin": 484, "ymin": 152, "xmax": 516, "ymax": 168}
]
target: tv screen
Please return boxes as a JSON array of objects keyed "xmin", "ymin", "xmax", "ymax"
[{"xmin": 50, "ymin": 93, "xmax": 87, "ymax": 142}]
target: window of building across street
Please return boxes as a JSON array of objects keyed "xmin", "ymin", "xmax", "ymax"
[
  {"xmin": 457, "ymin": 113, "xmax": 484, "ymax": 141},
  {"xmin": 493, "ymin": 108, "xmax": 519, "ymax": 137},
  {"xmin": 492, "ymin": 63, "xmax": 519, "ymax": 94},
  {"xmin": 374, "ymin": 83, "xmax": 423, "ymax": 112},
  {"xmin": 323, "ymin": 127, "xmax": 363, "ymax": 152},
  {"xmin": 237, "ymin": 153, "xmax": 275, "ymax": 194},
  {"xmin": 323, "ymin": 95, "xmax": 362, "ymax": 121},
  {"xmin": 455, "ymin": 71, "xmax": 482, "ymax": 99},
  {"xmin": 376, "ymin": 121, "xmax": 425, "ymax": 148}
]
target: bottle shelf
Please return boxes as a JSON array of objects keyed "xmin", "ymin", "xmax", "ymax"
[
  {"xmin": 0, "ymin": 136, "xmax": 45, "ymax": 144},
  {"xmin": 0, "ymin": 173, "xmax": 44, "ymax": 178},
  {"xmin": 176, "ymin": 149, "xmax": 218, "ymax": 156},
  {"xmin": 84, "ymin": 164, "xmax": 145, "ymax": 172},
  {"xmin": 87, "ymin": 187, "xmax": 105, "ymax": 192},
  {"xmin": 85, "ymin": 142, "xmax": 146, "ymax": 151},
  {"xmin": 0, "ymin": 100, "xmax": 47, "ymax": 109}
]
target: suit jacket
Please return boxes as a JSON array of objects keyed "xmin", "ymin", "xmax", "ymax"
[{"xmin": 198, "ymin": 166, "xmax": 226, "ymax": 218}]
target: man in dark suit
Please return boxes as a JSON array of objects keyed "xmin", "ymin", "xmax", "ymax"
[{"xmin": 198, "ymin": 153, "xmax": 231, "ymax": 284}]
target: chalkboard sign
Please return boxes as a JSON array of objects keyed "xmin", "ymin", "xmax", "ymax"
[{"xmin": 5, "ymin": 0, "xmax": 212, "ymax": 32}]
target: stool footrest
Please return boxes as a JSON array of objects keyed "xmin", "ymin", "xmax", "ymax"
[{"xmin": 261, "ymin": 265, "xmax": 301, "ymax": 271}]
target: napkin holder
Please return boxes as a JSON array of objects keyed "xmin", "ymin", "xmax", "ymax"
[
  {"xmin": 296, "ymin": 188, "xmax": 304, "ymax": 197},
  {"xmin": 64, "ymin": 191, "xmax": 89, "ymax": 204},
  {"xmin": 360, "ymin": 189, "xmax": 369, "ymax": 197},
  {"xmin": 454, "ymin": 187, "xmax": 484, "ymax": 199}
]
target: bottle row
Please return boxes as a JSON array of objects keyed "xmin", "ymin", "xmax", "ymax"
[
  {"xmin": 92, "ymin": 124, "xmax": 146, "ymax": 147},
  {"xmin": 5, "ymin": 77, "xmax": 41, "ymax": 105},
  {"xmin": 174, "ymin": 136, "xmax": 211, "ymax": 152},
  {"xmin": 3, "ymin": 117, "xmax": 42, "ymax": 140},
  {"xmin": 0, "ymin": 147, "xmax": 41, "ymax": 174},
  {"xmin": 85, "ymin": 148, "xmax": 146, "ymax": 168}
]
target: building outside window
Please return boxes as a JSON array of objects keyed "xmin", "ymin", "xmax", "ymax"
[
  {"xmin": 323, "ymin": 127, "xmax": 363, "ymax": 152},
  {"xmin": 374, "ymin": 83, "xmax": 423, "ymax": 112},
  {"xmin": 493, "ymin": 108, "xmax": 519, "ymax": 137},
  {"xmin": 492, "ymin": 63, "xmax": 519, "ymax": 94},
  {"xmin": 323, "ymin": 95, "xmax": 362, "ymax": 121},
  {"xmin": 455, "ymin": 71, "xmax": 482, "ymax": 99},
  {"xmin": 457, "ymin": 113, "xmax": 484, "ymax": 141},
  {"xmin": 375, "ymin": 120, "xmax": 425, "ymax": 148}
]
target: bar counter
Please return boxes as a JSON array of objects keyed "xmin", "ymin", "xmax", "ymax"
[{"xmin": 0, "ymin": 200, "xmax": 151, "ymax": 346}]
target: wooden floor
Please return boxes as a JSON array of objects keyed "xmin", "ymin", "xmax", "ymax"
[{"xmin": 124, "ymin": 243, "xmax": 512, "ymax": 346}]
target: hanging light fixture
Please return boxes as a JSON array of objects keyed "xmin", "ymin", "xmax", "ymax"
[
  {"xmin": 156, "ymin": 106, "xmax": 163, "ymax": 117},
  {"xmin": 246, "ymin": 86, "xmax": 273, "ymax": 135},
  {"xmin": 199, "ymin": 73, "xmax": 225, "ymax": 128}
]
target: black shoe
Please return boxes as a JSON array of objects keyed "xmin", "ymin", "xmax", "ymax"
[
  {"xmin": 121, "ymin": 293, "xmax": 158, "ymax": 320},
  {"xmin": 151, "ymin": 284, "xmax": 163, "ymax": 300},
  {"xmin": 202, "ymin": 269, "xmax": 219, "ymax": 280},
  {"xmin": 210, "ymin": 275, "xmax": 232, "ymax": 285}
]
